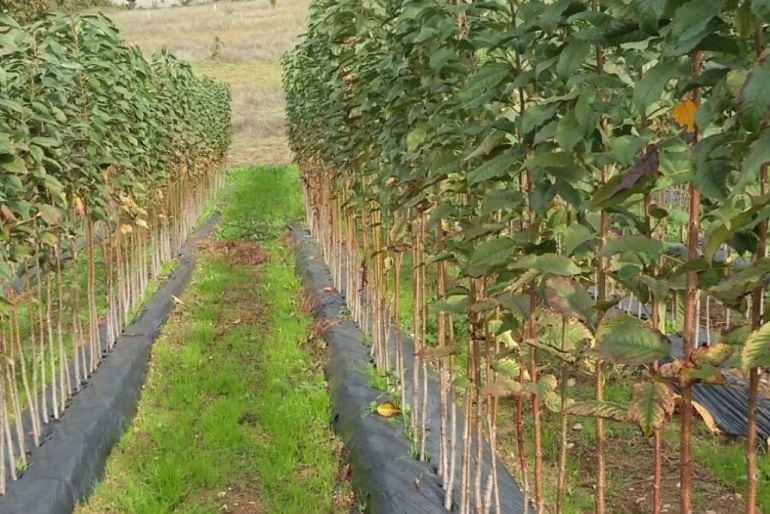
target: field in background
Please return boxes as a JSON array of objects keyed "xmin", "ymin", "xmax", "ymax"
[
  {"xmin": 108, "ymin": 0, "xmax": 211, "ymax": 7},
  {"xmin": 103, "ymin": 0, "xmax": 309, "ymax": 165}
]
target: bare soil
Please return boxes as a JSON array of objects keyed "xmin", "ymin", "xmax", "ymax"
[
  {"xmin": 198, "ymin": 240, "xmax": 270, "ymax": 266},
  {"xmin": 214, "ymin": 485, "xmax": 265, "ymax": 514}
]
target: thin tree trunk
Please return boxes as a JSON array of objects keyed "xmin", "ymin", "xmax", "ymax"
[
  {"xmin": 745, "ymin": 28, "xmax": 766, "ymax": 514},
  {"xmin": 645, "ymin": 193, "xmax": 664, "ymax": 514},
  {"xmin": 592, "ymin": 5, "xmax": 608, "ymax": 509},
  {"xmin": 556, "ymin": 315, "xmax": 569, "ymax": 514},
  {"xmin": 680, "ymin": 50, "xmax": 703, "ymax": 514}
]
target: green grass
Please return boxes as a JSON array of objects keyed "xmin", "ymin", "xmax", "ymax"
[
  {"xmin": 217, "ymin": 165, "xmax": 304, "ymax": 244},
  {"xmin": 78, "ymin": 166, "xmax": 349, "ymax": 514},
  {"xmin": 662, "ymin": 421, "xmax": 770, "ymax": 512},
  {"xmin": 366, "ymin": 363, "xmax": 388, "ymax": 391}
]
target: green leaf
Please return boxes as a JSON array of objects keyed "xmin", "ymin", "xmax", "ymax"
[
  {"xmin": 513, "ymin": 253, "xmax": 583, "ymax": 276},
  {"xmin": 521, "ymin": 104, "xmax": 558, "ymax": 136},
  {"xmin": 634, "ymin": 61, "xmax": 678, "ymax": 112},
  {"xmin": 566, "ymin": 400, "xmax": 627, "ymax": 422},
  {"xmin": 429, "ymin": 48, "xmax": 456, "ymax": 72},
  {"xmin": 574, "ymin": 89, "xmax": 596, "ymax": 130},
  {"xmin": 597, "ymin": 314, "xmax": 669, "ymax": 365},
  {"xmin": 562, "ymin": 224, "xmax": 594, "ymax": 256},
  {"xmin": 704, "ymin": 194, "xmax": 770, "ymax": 261},
  {"xmin": 40, "ymin": 232, "xmax": 59, "ymax": 247},
  {"xmin": 628, "ymin": 382, "xmax": 674, "ymax": 436},
  {"xmin": 534, "ymin": 374, "xmax": 561, "ymax": 412},
  {"xmin": 524, "ymin": 152, "xmax": 573, "ymax": 169},
  {"xmin": 708, "ymin": 259, "xmax": 770, "ymax": 308},
  {"xmin": 637, "ymin": 275, "xmax": 670, "ymax": 300},
  {"xmin": 467, "ymin": 153, "xmax": 514, "ymax": 184},
  {"xmin": 600, "ymin": 235, "xmax": 664, "ymax": 264},
  {"xmin": 739, "ymin": 56, "xmax": 770, "ymax": 132},
  {"xmin": 726, "ymin": 69, "xmax": 749, "ymax": 98},
  {"xmin": 38, "ymin": 204, "xmax": 62, "ymax": 226},
  {"xmin": 633, "ymin": 0, "xmax": 665, "ymax": 33},
  {"xmin": 669, "ymin": 0, "xmax": 721, "ymax": 45},
  {"xmin": 693, "ymin": 134, "xmax": 733, "ymax": 201},
  {"xmin": 608, "ymin": 135, "xmax": 647, "ymax": 167},
  {"xmin": 753, "ymin": 0, "xmax": 770, "ymax": 18},
  {"xmin": 723, "ymin": 324, "xmax": 750, "ymax": 346},
  {"xmin": 0, "ymin": 154, "xmax": 27, "ymax": 174},
  {"xmin": 545, "ymin": 276, "xmax": 594, "ymax": 322},
  {"xmin": 464, "ymin": 130, "xmax": 504, "ymax": 162},
  {"xmin": 556, "ymin": 111, "xmax": 583, "ymax": 152},
  {"xmin": 466, "ymin": 237, "xmax": 516, "ymax": 277},
  {"xmin": 30, "ymin": 137, "xmax": 59, "ymax": 148},
  {"xmin": 459, "ymin": 62, "xmax": 510, "ymax": 101},
  {"xmin": 557, "ymin": 40, "xmax": 591, "ymax": 79},
  {"xmin": 431, "ymin": 296, "xmax": 469, "ymax": 316},
  {"xmin": 739, "ymin": 130, "xmax": 770, "ymax": 191},
  {"xmin": 491, "ymin": 358, "xmax": 520, "ymax": 378},
  {"xmin": 742, "ymin": 321, "xmax": 770, "ymax": 369},
  {"xmin": 406, "ymin": 124, "xmax": 427, "ymax": 151}
]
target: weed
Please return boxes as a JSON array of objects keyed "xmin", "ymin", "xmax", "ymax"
[
  {"xmin": 209, "ymin": 35, "xmax": 224, "ymax": 61},
  {"xmin": 366, "ymin": 364, "xmax": 388, "ymax": 391}
]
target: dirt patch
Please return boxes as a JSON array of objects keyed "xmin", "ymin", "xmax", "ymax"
[
  {"xmin": 495, "ymin": 403, "xmax": 742, "ymax": 513},
  {"xmin": 331, "ymin": 450, "xmax": 356, "ymax": 512},
  {"xmin": 214, "ymin": 485, "xmax": 265, "ymax": 514},
  {"xmin": 198, "ymin": 240, "xmax": 269, "ymax": 266},
  {"xmin": 578, "ymin": 432, "xmax": 739, "ymax": 514}
]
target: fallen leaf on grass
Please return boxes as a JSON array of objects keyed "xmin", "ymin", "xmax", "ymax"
[{"xmin": 375, "ymin": 401, "xmax": 401, "ymax": 418}]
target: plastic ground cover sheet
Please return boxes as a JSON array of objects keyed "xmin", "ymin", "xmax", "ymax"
[
  {"xmin": 614, "ymin": 291, "xmax": 770, "ymax": 443},
  {"xmin": 669, "ymin": 335, "xmax": 770, "ymax": 442},
  {"xmin": 0, "ymin": 215, "xmax": 219, "ymax": 514},
  {"xmin": 292, "ymin": 227, "xmax": 528, "ymax": 514}
]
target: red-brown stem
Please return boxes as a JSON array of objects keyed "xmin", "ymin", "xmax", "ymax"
[
  {"xmin": 646, "ymin": 193, "xmax": 663, "ymax": 514},
  {"xmin": 680, "ymin": 50, "xmax": 703, "ymax": 514},
  {"xmin": 746, "ymin": 28, "xmax": 767, "ymax": 514},
  {"xmin": 593, "ymin": 2, "xmax": 607, "ymax": 511}
]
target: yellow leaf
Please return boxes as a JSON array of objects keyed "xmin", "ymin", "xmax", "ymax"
[
  {"xmin": 119, "ymin": 224, "xmax": 133, "ymax": 234},
  {"xmin": 73, "ymin": 196, "xmax": 85, "ymax": 218},
  {"xmin": 375, "ymin": 401, "xmax": 401, "ymax": 418},
  {"xmin": 692, "ymin": 400, "xmax": 720, "ymax": 435},
  {"xmin": 672, "ymin": 99, "xmax": 698, "ymax": 134}
]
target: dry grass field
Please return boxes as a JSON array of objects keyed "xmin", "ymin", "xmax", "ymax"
[{"xmin": 102, "ymin": 0, "xmax": 310, "ymax": 165}]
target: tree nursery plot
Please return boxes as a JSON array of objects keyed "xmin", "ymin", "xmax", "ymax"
[
  {"xmin": 78, "ymin": 167, "xmax": 353, "ymax": 514},
  {"xmin": 0, "ymin": 8, "xmax": 230, "ymax": 498},
  {"xmin": 283, "ymin": 0, "xmax": 770, "ymax": 513}
]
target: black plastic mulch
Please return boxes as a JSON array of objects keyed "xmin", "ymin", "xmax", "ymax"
[
  {"xmin": 0, "ymin": 215, "xmax": 220, "ymax": 514},
  {"xmin": 292, "ymin": 227, "xmax": 528, "ymax": 513}
]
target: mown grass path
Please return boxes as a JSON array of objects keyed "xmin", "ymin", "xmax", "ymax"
[{"xmin": 78, "ymin": 167, "xmax": 351, "ymax": 514}]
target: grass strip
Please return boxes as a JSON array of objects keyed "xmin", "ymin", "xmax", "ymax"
[{"xmin": 78, "ymin": 166, "xmax": 350, "ymax": 513}]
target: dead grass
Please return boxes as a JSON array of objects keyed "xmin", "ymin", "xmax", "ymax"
[
  {"xmin": 102, "ymin": 0, "xmax": 309, "ymax": 165},
  {"xmin": 197, "ymin": 239, "xmax": 270, "ymax": 266}
]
